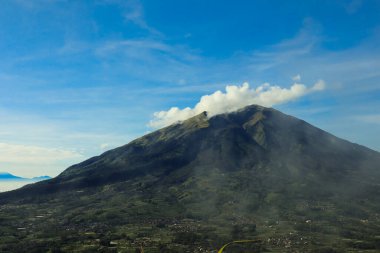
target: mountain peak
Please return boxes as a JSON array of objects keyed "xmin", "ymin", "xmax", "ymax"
[
  {"xmin": 181, "ymin": 110, "xmax": 209, "ymax": 129},
  {"xmin": 1, "ymin": 105, "xmax": 380, "ymax": 252}
]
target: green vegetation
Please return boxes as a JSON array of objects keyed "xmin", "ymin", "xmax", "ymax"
[{"xmin": 1, "ymin": 105, "xmax": 380, "ymax": 252}]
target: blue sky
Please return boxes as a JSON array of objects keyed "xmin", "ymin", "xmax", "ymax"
[{"xmin": 0, "ymin": 0, "xmax": 380, "ymax": 177}]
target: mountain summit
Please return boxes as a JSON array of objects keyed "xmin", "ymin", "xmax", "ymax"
[{"xmin": 1, "ymin": 105, "xmax": 380, "ymax": 252}]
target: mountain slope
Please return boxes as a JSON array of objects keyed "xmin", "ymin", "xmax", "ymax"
[{"xmin": 1, "ymin": 105, "xmax": 380, "ymax": 252}]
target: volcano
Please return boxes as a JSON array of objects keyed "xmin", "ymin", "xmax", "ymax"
[{"xmin": 1, "ymin": 105, "xmax": 379, "ymax": 252}]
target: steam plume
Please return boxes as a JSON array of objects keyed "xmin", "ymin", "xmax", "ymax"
[{"xmin": 149, "ymin": 80, "xmax": 325, "ymax": 128}]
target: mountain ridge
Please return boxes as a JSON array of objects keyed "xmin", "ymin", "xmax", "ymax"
[
  {"xmin": 0, "ymin": 172, "xmax": 51, "ymax": 181},
  {"xmin": 0, "ymin": 172, "xmax": 24, "ymax": 180},
  {"xmin": 0, "ymin": 104, "xmax": 379, "ymax": 252}
]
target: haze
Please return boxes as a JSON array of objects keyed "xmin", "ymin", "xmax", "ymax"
[{"xmin": 0, "ymin": 0, "xmax": 379, "ymax": 181}]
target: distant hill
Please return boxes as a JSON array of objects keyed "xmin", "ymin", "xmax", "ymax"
[
  {"xmin": 0, "ymin": 172, "xmax": 51, "ymax": 181},
  {"xmin": 0, "ymin": 173, "xmax": 52, "ymax": 193},
  {"xmin": 0, "ymin": 172, "xmax": 25, "ymax": 180},
  {"xmin": 0, "ymin": 104, "xmax": 379, "ymax": 252},
  {"xmin": 31, "ymin": 175, "xmax": 51, "ymax": 181}
]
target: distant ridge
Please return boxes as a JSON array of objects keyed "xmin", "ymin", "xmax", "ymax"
[
  {"xmin": 31, "ymin": 175, "xmax": 51, "ymax": 181},
  {"xmin": 0, "ymin": 172, "xmax": 25, "ymax": 180},
  {"xmin": 0, "ymin": 172, "xmax": 51, "ymax": 181}
]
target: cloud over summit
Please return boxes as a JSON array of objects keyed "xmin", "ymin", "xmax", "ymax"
[{"xmin": 149, "ymin": 79, "xmax": 325, "ymax": 128}]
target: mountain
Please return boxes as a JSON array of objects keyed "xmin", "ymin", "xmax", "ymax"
[
  {"xmin": 31, "ymin": 175, "xmax": 51, "ymax": 181},
  {"xmin": 1, "ymin": 105, "xmax": 380, "ymax": 252},
  {"xmin": 0, "ymin": 173, "xmax": 52, "ymax": 193},
  {"xmin": 0, "ymin": 172, "xmax": 25, "ymax": 180},
  {"xmin": 0, "ymin": 172, "xmax": 51, "ymax": 181}
]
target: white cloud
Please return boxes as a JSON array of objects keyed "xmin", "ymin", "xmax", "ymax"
[
  {"xmin": 292, "ymin": 74, "xmax": 301, "ymax": 82},
  {"xmin": 0, "ymin": 143, "xmax": 83, "ymax": 177},
  {"xmin": 0, "ymin": 143, "xmax": 82, "ymax": 164},
  {"xmin": 100, "ymin": 143, "xmax": 116, "ymax": 151},
  {"xmin": 98, "ymin": 0, "xmax": 161, "ymax": 36},
  {"xmin": 149, "ymin": 80, "xmax": 325, "ymax": 128}
]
